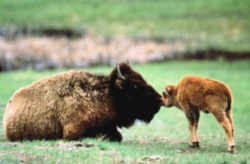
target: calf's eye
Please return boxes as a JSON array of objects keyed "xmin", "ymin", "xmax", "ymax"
[{"xmin": 163, "ymin": 92, "xmax": 167, "ymax": 98}]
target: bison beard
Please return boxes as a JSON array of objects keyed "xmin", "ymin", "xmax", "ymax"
[{"xmin": 3, "ymin": 63, "xmax": 162, "ymax": 142}]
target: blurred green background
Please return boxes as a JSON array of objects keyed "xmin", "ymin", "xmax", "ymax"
[{"xmin": 1, "ymin": 0, "xmax": 250, "ymax": 50}]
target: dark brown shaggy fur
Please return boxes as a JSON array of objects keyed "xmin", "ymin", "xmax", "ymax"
[
  {"xmin": 162, "ymin": 75, "xmax": 235, "ymax": 153},
  {"xmin": 3, "ymin": 63, "xmax": 162, "ymax": 141}
]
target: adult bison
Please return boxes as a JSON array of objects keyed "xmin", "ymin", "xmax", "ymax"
[{"xmin": 3, "ymin": 63, "xmax": 162, "ymax": 141}]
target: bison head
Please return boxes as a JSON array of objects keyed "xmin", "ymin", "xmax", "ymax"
[{"xmin": 109, "ymin": 63, "xmax": 163, "ymax": 127}]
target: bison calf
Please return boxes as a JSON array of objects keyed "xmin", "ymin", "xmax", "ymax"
[
  {"xmin": 162, "ymin": 75, "xmax": 235, "ymax": 153},
  {"xmin": 3, "ymin": 63, "xmax": 162, "ymax": 142}
]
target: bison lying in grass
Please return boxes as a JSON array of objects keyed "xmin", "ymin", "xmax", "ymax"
[
  {"xmin": 162, "ymin": 75, "xmax": 235, "ymax": 153},
  {"xmin": 3, "ymin": 63, "xmax": 162, "ymax": 141}
]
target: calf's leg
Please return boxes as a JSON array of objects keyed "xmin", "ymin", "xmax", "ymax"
[
  {"xmin": 193, "ymin": 111, "xmax": 200, "ymax": 147},
  {"xmin": 211, "ymin": 110, "xmax": 235, "ymax": 153},
  {"xmin": 183, "ymin": 109, "xmax": 200, "ymax": 148},
  {"xmin": 226, "ymin": 110, "xmax": 234, "ymax": 137},
  {"xmin": 226, "ymin": 109, "xmax": 235, "ymax": 151}
]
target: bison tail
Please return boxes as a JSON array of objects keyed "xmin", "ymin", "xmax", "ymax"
[
  {"xmin": 226, "ymin": 91, "xmax": 232, "ymax": 112},
  {"xmin": 226, "ymin": 100, "xmax": 231, "ymax": 112}
]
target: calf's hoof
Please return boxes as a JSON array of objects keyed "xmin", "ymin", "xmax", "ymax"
[
  {"xmin": 190, "ymin": 142, "xmax": 200, "ymax": 148},
  {"xmin": 228, "ymin": 145, "xmax": 235, "ymax": 153}
]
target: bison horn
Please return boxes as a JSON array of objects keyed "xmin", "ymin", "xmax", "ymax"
[
  {"xmin": 125, "ymin": 60, "xmax": 131, "ymax": 65},
  {"xmin": 117, "ymin": 64, "xmax": 125, "ymax": 80}
]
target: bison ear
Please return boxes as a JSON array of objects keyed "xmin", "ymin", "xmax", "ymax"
[
  {"xmin": 165, "ymin": 86, "xmax": 173, "ymax": 96},
  {"xmin": 125, "ymin": 60, "xmax": 131, "ymax": 65}
]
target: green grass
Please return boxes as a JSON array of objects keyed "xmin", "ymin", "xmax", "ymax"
[
  {"xmin": 0, "ymin": 61, "xmax": 250, "ymax": 163},
  {"xmin": 1, "ymin": 0, "xmax": 250, "ymax": 51}
]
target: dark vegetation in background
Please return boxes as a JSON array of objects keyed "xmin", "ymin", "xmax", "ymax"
[
  {"xmin": 0, "ymin": 28, "xmax": 250, "ymax": 72},
  {"xmin": 0, "ymin": 27, "xmax": 84, "ymax": 39},
  {"xmin": 183, "ymin": 49, "xmax": 250, "ymax": 61}
]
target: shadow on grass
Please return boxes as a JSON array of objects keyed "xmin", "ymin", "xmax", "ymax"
[
  {"xmin": 122, "ymin": 139, "xmax": 247, "ymax": 154},
  {"xmin": 0, "ymin": 135, "xmax": 248, "ymax": 155}
]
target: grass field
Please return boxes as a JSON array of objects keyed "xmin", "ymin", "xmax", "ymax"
[
  {"xmin": 0, "ymin": 61, "xmax": 249, "ymax": 163},
  {"xmin": 1, "ymin": 0, "xmax": 250, "ymax": 51}
]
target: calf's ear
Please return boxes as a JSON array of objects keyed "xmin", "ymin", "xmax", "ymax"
[{"xmin": 166, "ymin": 86, "xmax": 173, "ymax": 96}]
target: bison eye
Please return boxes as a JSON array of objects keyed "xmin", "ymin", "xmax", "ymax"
[{"xmin": 133, "ymin": 85, "xmax": 138, "ymax": 89}]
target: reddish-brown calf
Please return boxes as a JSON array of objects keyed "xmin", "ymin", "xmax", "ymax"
[{"xmin": 162, "ymin": 75, "xmax": 235, "ymax": 153}]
